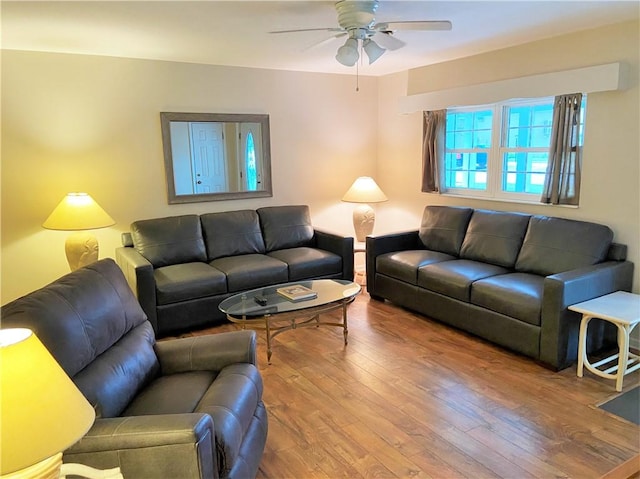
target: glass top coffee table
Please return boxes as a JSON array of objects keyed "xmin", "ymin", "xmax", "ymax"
[{"xmin": 219, "ymin": 279, "xmax": 361, "ymax": 364}]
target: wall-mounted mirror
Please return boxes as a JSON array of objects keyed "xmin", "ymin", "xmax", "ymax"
[{"xmin": 160, "ymin": 112, "xmax": 272, "ymax": 204}]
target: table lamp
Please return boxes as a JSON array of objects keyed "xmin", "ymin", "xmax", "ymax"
[
  {"xmin": 42, "ymin": 193, "xmax": 115, "ymax": 271},
  {"xmin": 0, "ymin": 328, "xmax": 96, "ymax": 479},
  {"xmin": 341, "ymin": 176, "xmax": 388, "ymax": 242}
]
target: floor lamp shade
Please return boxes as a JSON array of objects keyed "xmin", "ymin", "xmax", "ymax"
[
  {"xmin": 0, "ymin": 328, "xmax": 95, "ymax": 476},
  {"xmin": 341, "ymin": 177, "xmax": 388, "ymax": 242},
  {"xmin": 42, "ymin": 193, "xmax": 115, "ymax": 271}
]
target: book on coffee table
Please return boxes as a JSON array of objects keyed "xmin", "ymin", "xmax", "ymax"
[{"xmin": 276, "ymin": 284, "xmax": 317, "ymax": 302}]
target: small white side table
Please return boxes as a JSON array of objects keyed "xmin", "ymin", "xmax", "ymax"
[
  {"xmin": 569, "ymin": 291, "xmax": 640, "ymax": 391},
  {"xmin": 354, "ymin": 241, "xmax": 366, "ymax": 285}
]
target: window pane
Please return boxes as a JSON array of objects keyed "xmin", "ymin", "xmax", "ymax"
[
  {"xmin": 444, "ymin": 153, "xmax": 486, "ymax": 190},
  {"xmin": 505, "ymin": 103, "xmax": 553, "ymax": 148},
  {"xmin": 446, "ymin": 110, "xmax": 493, "ymax": 148},
  {"xmin": 532, "ymin": 104, "xmax": 553, "ymax": 126},
  {"xmin": 473, "ymin": 129, "xmax": 491, "ymax": 148},
  {"xmin": 530, "ymin": 125, "xmax": 551, "ymax": 148},
  {"xmin": 454, "ymin": 131, "xmax": 473, "ymax": 149},
  {"xmin": 502, "ymin": 152, "xmax": 548, "ymax": 194}
]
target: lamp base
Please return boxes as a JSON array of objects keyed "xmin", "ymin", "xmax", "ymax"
[
  {"xmin": 1, "ymin": 453, "xmax": 62, "ymax": 479},
  {"xmin": 352, "ymin": 204, "xmax": 375, "ymax": 242},
  {"xmin": 65, "ymin": 232, "xmax": 99, "ymax": 271},
  {"xmin": 60, "ymin": 463, "xmax": 123, "ymax": 479}
]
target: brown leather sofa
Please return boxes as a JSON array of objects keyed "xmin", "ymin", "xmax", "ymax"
[
  {"xmin": 116, "ymin": 205, "xmax": 354, "ymax": 337},
  {"xmin": 367, "ymin": 206, "xmax": 634, "ymax": 370},
  {"xmin": 1, "ymin": 259, "xmax": 267, "ymax": 479}
]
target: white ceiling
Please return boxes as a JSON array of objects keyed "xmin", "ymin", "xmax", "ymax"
[{"xmin": 2, "ymin": 1, "xmax": 638, "ymax": 77}]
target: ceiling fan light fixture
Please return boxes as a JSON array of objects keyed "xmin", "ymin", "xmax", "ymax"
[
  {"xmin": 336, "ymin": 37, "xmax": 359, "ymax": 66},
  {"xmin": 363, "ymin": 38, "xmax": 385, "ymax": 64}
]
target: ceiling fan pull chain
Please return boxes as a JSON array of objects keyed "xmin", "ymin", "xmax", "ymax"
[{"xmin": 356, "ymin": 40, "xmax": 361, "ymax": 92}]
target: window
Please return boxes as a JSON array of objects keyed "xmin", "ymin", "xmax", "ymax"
[
  {"xmin": 445, "ymin": 108, "xmax": 492, "ymax": 191},
  {"xmin": 443, "ymin": 96, "xmax": 586, "ymax": 202},
  {"xmin": 245, "ymin": 131, "xmax": 258, "ymax": 191}
]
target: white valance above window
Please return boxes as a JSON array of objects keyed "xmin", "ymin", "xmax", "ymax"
[{"xmin": 399, "ymin": 62, "xmax": 627, "ymax": 114}]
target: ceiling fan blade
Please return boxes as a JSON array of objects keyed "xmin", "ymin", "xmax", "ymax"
[
  {"xmin": 304, "ymin": 32, "xmax": 348, "ymax": 51},
  {"xmin": 375, "ymin": 20, "xmax": 453, "ymax": 32},
  {"xmin": 269, "ymin": 27, "xmax": 344, "ymax": 34},
  {"xmin": 371, "ymin": 31, "xmax": 405, "ymax": 51}
]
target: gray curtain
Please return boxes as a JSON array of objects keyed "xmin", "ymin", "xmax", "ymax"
[
  {"xmin": 541, "ymin": 93, "xmax": 583, "ymax": 205},
  {"xmin": 421, "ymin": 110, "xmax": 446, "ymax": 193}
]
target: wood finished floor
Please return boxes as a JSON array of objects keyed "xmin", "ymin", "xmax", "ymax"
[{"xmin": 185, "ymin": 289, "xmax": 640, "ymax": 479}]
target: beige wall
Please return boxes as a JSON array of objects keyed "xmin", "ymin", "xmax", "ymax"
[
  {"xmin": 2, "ymin": 19, "xmax": 639, "ymax": 304},
  {"xmin": 1, "ymin": 52, "xmax": 378, "ymax": 302},
  {"xmin": 375, "ymin": 20, "xmax": 640, "ymax": 293}
]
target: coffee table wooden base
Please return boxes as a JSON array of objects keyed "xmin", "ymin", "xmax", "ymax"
[{"xmin": 227, "ymin": 299, "xmax": 352, "ymax": 364}]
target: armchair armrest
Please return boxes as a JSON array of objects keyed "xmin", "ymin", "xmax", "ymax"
[
  {"xmin": 366, "ymin": 231, "xmax": 422, "ymax": 295},
  {"xmin": 115, "ymin": 246, "xmax": 158, "ymax": 333},
  {"xmin": 64, "ymin": 414, "xmax": 217, "ymax": 479},
  {"xmin": 315, "ymin": 229, "xmax": 354, "ymax": 280},
  {"xmin": 540, "ymin": 260, "xmax": 634, "ymax": 370},
  {"xmin": 155, "ymin": 330, "xmax": 257, "ymax": 374}
]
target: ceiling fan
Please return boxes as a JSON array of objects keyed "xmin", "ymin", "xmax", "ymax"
[{"xmin": 270, "ymin": 0, "xmax": 452, "ymax": 67}]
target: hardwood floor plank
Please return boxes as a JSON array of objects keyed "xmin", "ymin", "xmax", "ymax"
[{"xmin": 183, "ymin": 290, "xmax": 639, "ymax": 478}]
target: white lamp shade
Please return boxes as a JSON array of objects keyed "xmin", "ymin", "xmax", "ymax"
[
  {"xmin": 43, "ymin": 193, "xmax": 115, "ymax": 231},
  {"xmin": 363, "ymin": 39, "xmax": 385, "ymax": 64},
  {"xmin": 336, "ymin": 38, "xmax": 359, "ymax": 67},
  {"xmin": 341, "ymin": 176, "xmax": 388, "ymax": 203},
  {"xmin": 0, "ymin": 329, "xmax": 96, "ymax": 474}
]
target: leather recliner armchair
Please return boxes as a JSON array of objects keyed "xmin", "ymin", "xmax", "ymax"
[{"xmin": 1, "ymin": 258, "xmax": 267, "ymax": 479}]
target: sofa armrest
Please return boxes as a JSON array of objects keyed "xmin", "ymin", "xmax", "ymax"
[
  {"xmin": 366, "ymin": 231, "xmax": 422, "ymax": 295},
  {"xmin": 155, "ymin": 330, "xmax": 258, "ymax": 374},
  {"xmin": 315, "ymin": 229, "xmax": 354, "ymax": 280},
  {"xmin": 540, "ymin": 260, "xmax": 634, "ymax": 370},
  {"xmin": 115, "ymin": 246, "xmax": 158, "ymax": 333},
  {"xmin": 64, "ymin": 414, "xmax": 217, "ymax": 479}
]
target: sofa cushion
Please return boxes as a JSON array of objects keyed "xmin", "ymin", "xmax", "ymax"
[
  {"xmin": 201, "ymin": 210, "xmax": 266, "ymax": 261},
  {"xmin": 418, "ymin": 259, "xmax": 509, "ymax": 302},
  {"xmin": 74, "ymin": 322, "xmax": 158, "ymax": 418},
  {"xmin": 0, "ymin": 259, "xmax": 159, "ymax": 418},
  {"xmin": 154, "ymin": 263, "xmax": 228, "ymax": 306},
  {"xmin": 460, "ymin": 210, "xmax": 530, "ymax": 268},
  {"xmin": 418, "ymin": 206, "xmax": 473, "ymax": 256},
  {"xmin": 471, "ymin": 273, "xmax": 545, "ymax": 326},
  {"xmin": 257, "ymin": 205, "xmax": 314, "ymax": 252},
  {"xmin": 210, "ymin": 254, "xmax": 288, "ymax": 292},
  {"xmin": 515, "ymin": 216, "xmax": 613, "ymax": 276},
  {"xmin": 268, "ymin": 247, "xmax": 342, "ymax": 281},
  {"xmin": 122, "ymin": 370, "xmax": 217, "ymax": 416},
  {"xmin": 0, "ymin": 259, "xmax": 148, "ymax": 377},
  {"xmin": 132, "ymin": 215, "xmax": 207, "ymax": 268},
  {"xmin": 377, "ymin": 250, "xmax": 456, "ymax": 285}
]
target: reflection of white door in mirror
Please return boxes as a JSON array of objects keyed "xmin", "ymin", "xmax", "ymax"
[{"xmin": 189, "ymin": 122, "xmax": 227, "ymax": 193}]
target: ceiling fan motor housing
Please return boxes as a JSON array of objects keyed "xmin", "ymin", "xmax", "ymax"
[{"xmin": 336, "ymin": 0, "xmax": 378, "ymax": 30}]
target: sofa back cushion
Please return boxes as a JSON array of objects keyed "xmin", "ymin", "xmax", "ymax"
[
  {"xmin": 257, "ymin": 205, "xmax": 314, "ymax": 251},
  {"xmin": 460, "ymin": 210, "xmax": 531, "ymax": 268},
  {"xmin": 418, "ymin": 206, "xmax": 473, "ymax": 256},
  {"xmin": 201, "ymin": 210, "xmax": 266, "ymax": 260},
  {"xmin": 131, "ymin": 215, "xmax": 207, "ymax": 267},
  {"xmin": 0, "ymin": 259, "xmax": 159, "ymax": 418},
  {"xmin": 515, "ymin": 216, "xmax": 614, "ymax": 276}
]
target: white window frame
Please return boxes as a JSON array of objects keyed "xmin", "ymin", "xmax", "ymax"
[
  {"xmin": 441, "ymin": 96, "xmax": 586, "ymax": 204},
  {"xmin": 443, "ymin": 104, "xmax": 495, "ymax": 198}
]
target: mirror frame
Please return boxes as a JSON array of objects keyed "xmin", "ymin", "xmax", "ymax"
[{"xmin": 160, "ymin": 112, "xmax": 273, "ymax": 204}]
